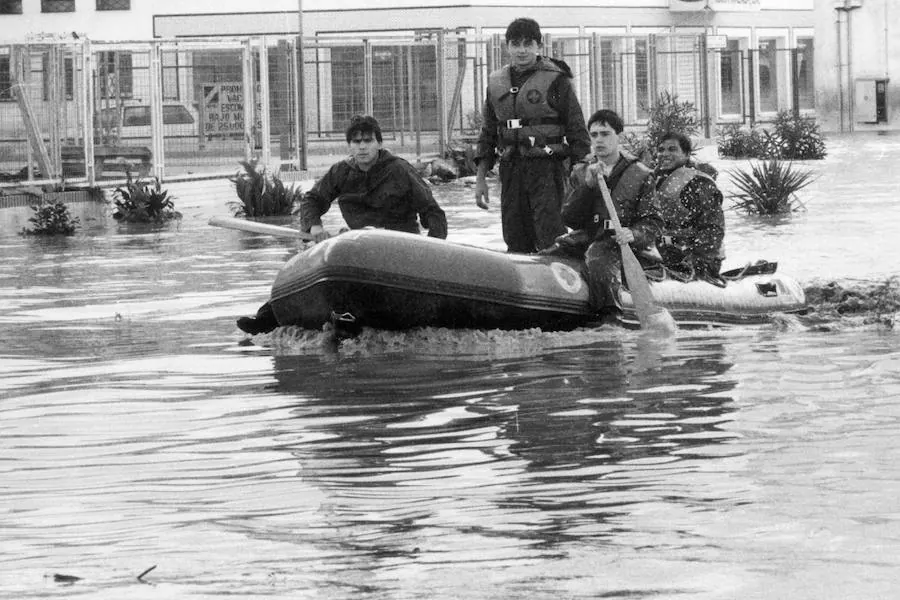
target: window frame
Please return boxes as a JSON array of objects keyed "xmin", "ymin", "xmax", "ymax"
[
  {"xmin": 41, "ymin": 0, "xmax": 75, "ymax": 13},
  {"xmin": 0, "ymin": 0, "xmax": 24, "ymax": 15},
  {"xmin": 96, "ymin": 0, "xmax": 130, "ymax": 11}
]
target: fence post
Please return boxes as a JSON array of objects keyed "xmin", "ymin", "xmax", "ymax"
[
  {"xmin": 81, "ymin": 39, "xmax": 95, "ymax": 185},
  {"xmin": 699, "ymin": 34, "xmax": 711, "ymax": 139},
  {"xmin": 436, "ymin": 30, "xmax": 447, "ymax": 154},
  {"xmin": 258, "ymin": 38, "xmax": 271, "ymax": 167},
  {"xmin": 746, "ymin": 49, "xmax": 756, "ymax": 126},
  {"xmin": 648, "ymin": 34, "xmax": 658, "ymax": 102},
  {"xmin": 241, "ymin": 39, "xmax": 254, "ymax": 161},
  {"xmin": 148, "ymin": 41, "xmax": 165, "ymax": 180},
  {"xmin": 364, "ymin": 39, "xmax": 374, "ymax": 116},
  {"xmin": 791, "ymin": 47, "xmax": 800, "ymax": 118}
]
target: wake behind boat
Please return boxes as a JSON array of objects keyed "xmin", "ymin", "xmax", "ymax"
[{"xmin": 268, "ymin": 228, "xmax": 807, "ymax": 331}]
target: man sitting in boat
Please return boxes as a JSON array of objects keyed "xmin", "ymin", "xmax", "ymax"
[
  {"xmin": 545, "ymin": 109, "xmax": 662, "ymax": 323},
  {"xmin": 653, "ymin": 131, "xmax": 725, "ymax": 284},
  {"xmin": 236, "ymin": 115, "xmax": 449, "ymax": 335}
]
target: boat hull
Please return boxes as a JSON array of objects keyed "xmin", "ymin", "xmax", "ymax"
[{"xmin": 269, "ymin": 229, "xmax": 806, "ymax": 331}]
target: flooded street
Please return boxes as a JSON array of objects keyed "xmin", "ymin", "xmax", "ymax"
[{"xmin": 1, "ymin": 132, "xmax": 899, "ymax": 599}]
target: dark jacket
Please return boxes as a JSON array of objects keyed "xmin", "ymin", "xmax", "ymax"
[
  {"xmin": 298, "ymin": 149, "xmax": 447, "ymax": 239},
  {"xmin": 475, "ymin": 57, "xmax": 590, "ymax": 170},
  {"xmin": 654, "ymin": 165, "xmax": 725, "ymax": 271},
  {"xmin": 562, "ymin": 152, "xmax": 662, "ymax": 249}
]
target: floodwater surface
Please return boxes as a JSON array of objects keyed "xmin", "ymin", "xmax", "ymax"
[{"xmin": 1, "ymin": 133, "xmax": 899, "ymax": 599}]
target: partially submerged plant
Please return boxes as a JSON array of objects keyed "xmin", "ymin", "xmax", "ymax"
[
  {"xmin": 229, "ymin": 159, "xmax": 300, "ymax": 217},
  {"xmin": 728, "ymin": 160, "xmax": 817, "ymax": 215},
  {"xmin": 770, "ymin": 111, "xmax": 827, "ymax": 160},
  {"xmin": 21, "ymin": 200, "xmax": 80, "ymax": 235},
  {"xmin": 717, "ymin": 112, "xmax": 827, "ymax": 161},
  {"xmin": 112, "ymin": 174, "xmax": 181, "ymax": 222}
]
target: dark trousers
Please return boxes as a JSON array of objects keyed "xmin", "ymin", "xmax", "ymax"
[
  {"xmin": 498, "ymin": 157, "xmax": 567, "ymax": 253},
  {"xmin": 584, "ymin": 238, "xmax": 623, "ymax": 312}
]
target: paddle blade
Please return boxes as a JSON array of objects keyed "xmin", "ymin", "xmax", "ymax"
[
  {"xmin": 621, "ymin": 243, "xmax": 678, "ymax": 334},
  {"xmin": 208, "ymin": 216, "xmax": 314, "ymax": 240}
]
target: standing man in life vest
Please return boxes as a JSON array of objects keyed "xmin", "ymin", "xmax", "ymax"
[{"xmin": 473, "ymin": 17, "xmax": 590, "ymax": 253}]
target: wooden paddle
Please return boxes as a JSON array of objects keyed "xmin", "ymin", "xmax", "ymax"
[
  {"xmin": 595, "ymin": 172, "xmax": 677, "ymax": 333},
  {"xmin": 208, "ymin": 216, "xmax": 316, "ymax": 240}
]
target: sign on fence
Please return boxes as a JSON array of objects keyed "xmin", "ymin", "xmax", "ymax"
[{"xmin": 202, "ymin": 83, "xmax": 244, "ymax": 136}]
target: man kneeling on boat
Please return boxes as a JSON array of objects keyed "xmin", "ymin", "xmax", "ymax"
[
  {"xmin": 236, "ymin": 115, "xmax": 448, "ymax": 335},
  {"xmin": 543, "ymin": 109, "xmax": 662, "ymax": 323}
]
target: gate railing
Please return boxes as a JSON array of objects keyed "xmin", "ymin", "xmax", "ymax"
[{"xmin": 0, "ymin": 32, "xmax": 813, "ymax": 187}]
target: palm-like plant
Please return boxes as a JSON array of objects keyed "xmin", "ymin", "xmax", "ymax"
[
  {"xmin": 728, "ymin": 160, "xmax": 817, "ymax": 215},
  {"xmin": 112, "ymin": 175, "xmax": 181, "ymax": 222},
  {"xmin": 229, "ymin": 159, "xmax": 300, "ymax": 217}
]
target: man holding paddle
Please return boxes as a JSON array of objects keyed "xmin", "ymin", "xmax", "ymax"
[
  {"xmin": 548, "ymin": 109, "xmax": 663, "ymax": 324},
  {"xmin": 235, "ymin": 115, "xmax": 448, "ymax": 335}
]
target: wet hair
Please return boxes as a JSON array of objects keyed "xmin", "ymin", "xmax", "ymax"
[
  {"xmin": 345, "ymin": 115, "xmax": 383, "ymax": 144},
  {"xmin": 505, "ymin": 18, "xmax": 542, "ymax": 44},
  {"xmin": 587, "ymin": 109, "xmax": 624, "ymax": 134},
  {"xmin": 658, "ymin": 131, "xmax": 692, "ymax": 155}
]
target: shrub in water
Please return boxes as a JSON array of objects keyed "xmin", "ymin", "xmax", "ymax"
[
  {"xmin": 728, "ymin": 160, "xmax": 817, "ymax": 215},
  {"xmin": 230, "ymin": 159, "xmax": 300, "ymax": 217},
  {"xmin": 717, "ymin": 112, "xmax": 826, "ymax": 161},
  {"xmin": 644, "ymin": 91, "xmax": 700, "ymax": 160},
  {"xmin": 22, "ymin": 200, "xmax": 80, "ymax": 235},
  {"xmin": 620, "ymin": 91, "xmax": 701, "ymax": 167},
  {"xmin": 717, "ymin": 123, "xmax": 766, "ymax": 159},
  {"xmin": 770, "ymin": 111, "xmax": 827, "ymax": 160},
  {"xmin": 112, "ymin": 175, "xmax": 181, "ymax": 222}
]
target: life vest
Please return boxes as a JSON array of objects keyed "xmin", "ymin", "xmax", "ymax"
[
  {"xmin": 591, "ymin": 155, "xmax": 652, "ymax": 226},
  {"xmin": 488, "ymin": 60, "xmax": 568, "ymax": 158},
  {"xmin": 655, "ymin": 166, "xmax": 711, "ymax": 227}
]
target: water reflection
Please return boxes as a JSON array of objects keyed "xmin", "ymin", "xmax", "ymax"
[{"xmin": 267, "ymin": 336, "xmax": 738, "ymax": 556}]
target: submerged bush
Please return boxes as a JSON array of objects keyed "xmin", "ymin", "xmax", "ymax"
[
  {"xmin": 728, "ymin": 160, "xmax": 817, "ymax": 214},
  {"xmin": 717, "ymin": 112, "xmax": 826, "ymax": 160},
  {"xmin": 230, "ymin": 159, "xmax": 301, "ymax": 217},
  {"xmin": 112, "ymin": 175, "xmax": 181, "ymax": 222},
  {"xmin": 21, "ymin": 200, "xmax": 80, "ymax": 235},
  {"xmin": 642, "ymin": 90, "xmax": 701, "ymax": 156},
  {"xmin": 620, "ymin": 90, "xmax": 701, "ymax": 167},
  {"xmin": 771, "ymin": 111, "xmax": 827, "ymax": 160},
  {"xmin": 717, "ymin": 123, "xmax": 766, "ymax": 159}
]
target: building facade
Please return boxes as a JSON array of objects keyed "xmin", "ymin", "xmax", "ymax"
[
  {"xmin": 814, "ymin": 0, "xmax": 897, "ymax": 132},
  {"xmin": 2, "ymin": 0, "xmax": 815, "ymax": 131},
  {"xmin": 1, "ymin": 0, "xmax": 815, "ymax": 183}
]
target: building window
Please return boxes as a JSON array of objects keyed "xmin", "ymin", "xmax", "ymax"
[
  {"xmin": 796, "ymin": 37, "xmax": 814, "ymax": 110},
  {"xmin": 719, "ymin": 39, "xmax": 742, "ymax": 116},
  {"xmin": 43, "ymin": 54, "xmax": 74, "ymax": 101},
  {"xmin": 1, "ymin": 1, "xmax": 24, "ymax": 15},
  {"xmin": 42, "ymin": 0, "xmax": 75, "ymax": 12},
  {"xmin": 634, "ymin": 39, "xmax": 650, "ymax": 120},
  {"xmin": 757, "ymin": 39, "xmax": 779, "ymax": 113},
  {"xmin": 0, "ymin": 55, "xmax": 12, "ymax": 101},
  {"xmin": 96, "ymin": 50, "xmax": 133, "ymax": 99},
  {"xmin": 97, "ymin": 0, "xmax": 130, "ymax": 10}
]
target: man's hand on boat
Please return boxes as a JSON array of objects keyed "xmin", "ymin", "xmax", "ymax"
[{"xmin": 308, "ymin": 224, "xmax": 332, "ymax": 243}]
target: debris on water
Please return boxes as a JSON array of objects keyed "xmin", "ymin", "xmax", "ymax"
[
  {"xmin": 137, "ymin": 564, "xmax": 157, "ymax": 582},
  {"xmin": 801, "ymin": 277, "xmax": 899, "ymax": 330}
]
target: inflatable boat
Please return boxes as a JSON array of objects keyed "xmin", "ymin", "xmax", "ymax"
[{"xmin": 267, "ymin": 228, "xmax": 807, "ymax": 331}]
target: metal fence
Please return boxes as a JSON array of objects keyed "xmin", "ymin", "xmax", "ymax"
[{"xmin": 0, "ymin": 32, "xmax": 813, "ymax": 187}]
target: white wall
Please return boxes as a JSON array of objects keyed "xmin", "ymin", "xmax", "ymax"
[{"xmin": 814, "ymin": 0, "xmax": 897, "ymax": 131}]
